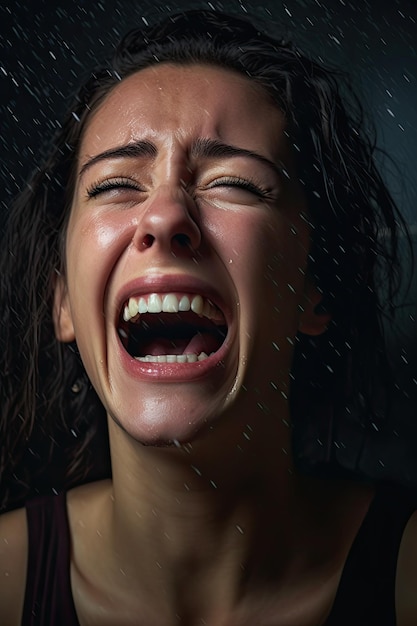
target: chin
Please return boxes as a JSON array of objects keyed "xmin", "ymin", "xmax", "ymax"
[{"xmin": 106, "ymin": 384, "xmax": 235, "ymax": 448}]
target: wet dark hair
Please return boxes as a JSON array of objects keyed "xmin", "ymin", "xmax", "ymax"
[{"xmin": 0, "ymin": 9, "xmax": 409, "ymax": 509}]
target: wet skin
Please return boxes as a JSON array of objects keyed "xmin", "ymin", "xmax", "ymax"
[{"xmin": 54, "ymin": 63, "xmax": 313, "ymax": 446}]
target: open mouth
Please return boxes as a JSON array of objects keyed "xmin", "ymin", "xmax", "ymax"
[{"xmin": 118, "ymin": 292, "xmax": 228, "ymax": 364}]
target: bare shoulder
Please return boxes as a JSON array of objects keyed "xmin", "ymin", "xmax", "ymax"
[
  {"xmin": 0, "ymin": 506, "xmax": 28, "ymax": 626},
  {"xmin": 396, "ymin": 509, "xmax": 417, "ymax": 626},
  {"xmin": 66, "ymin": 478, "xmax": 112, "ymax": 518}
]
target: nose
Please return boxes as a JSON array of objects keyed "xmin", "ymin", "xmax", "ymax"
[{"xmin": 132, "ymin": 187, "xmax": 202, "ymax": 255}]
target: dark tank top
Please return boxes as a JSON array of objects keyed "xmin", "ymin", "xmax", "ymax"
[{"xmin": 22, "ymin": 486, "xmax": 417, "ymax": 625}]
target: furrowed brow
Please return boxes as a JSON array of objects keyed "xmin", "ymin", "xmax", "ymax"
[
  {"xmin": 78, "ymin": 140, "xmax": 157, "ymax": 180},
  {"xmin": 190, "ymin": 138, "xmax": 283, "ymax": 177}
]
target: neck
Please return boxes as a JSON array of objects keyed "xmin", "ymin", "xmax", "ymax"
[{"xmin": 97, "ymin": 408, "xmax": 370, "ymax": 622}]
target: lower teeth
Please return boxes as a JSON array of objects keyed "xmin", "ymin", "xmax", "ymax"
[{"xmin": 135, "ymin": 352, "xmax": 211, "ymax": 363}]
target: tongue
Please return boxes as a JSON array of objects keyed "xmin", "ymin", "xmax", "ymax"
[
  {"xmin": 140, "ymin": 332, "xmax": 221, "ymax": 357},
  {"xmin": 184, "ymin": 331, "xmax": 222, "ymax": 355}
]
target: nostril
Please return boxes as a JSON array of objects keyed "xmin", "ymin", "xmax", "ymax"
[
  {"xmin": 142, "ymin": 234, "xmax": 155, "ymax": 248},
  {"xmin": 173, "ymin": 233, "xmax": 191, "ymax": 248}
]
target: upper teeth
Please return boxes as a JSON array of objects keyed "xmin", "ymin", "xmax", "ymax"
[{"xmin": 122, "ymin": 293, "xmax": 224, "ymax": 323}]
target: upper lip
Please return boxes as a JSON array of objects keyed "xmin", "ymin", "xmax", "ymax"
[{"xmin": 114, "ymin": 273, "xmax": 231, "ymax": 326}]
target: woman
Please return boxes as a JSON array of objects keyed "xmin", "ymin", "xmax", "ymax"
[{"xmin": 0, "ymin": 9, "xmax": 416, "ymax": 625}]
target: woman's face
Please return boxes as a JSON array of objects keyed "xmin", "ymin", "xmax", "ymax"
[{"xmin": 55, "ymin": 63, "xmax": 313, "ymax": 444}]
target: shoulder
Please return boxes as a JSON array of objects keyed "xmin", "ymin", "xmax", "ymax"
[
  {"xmin": 395, "ymin": 486, "xmax": 417, "ymax": 626},
  {"xmin": 396, "ymin": 509, "xmax": 417, "ymax": 626},
  {"xmin": 0, "ymin": 506, "xmax": 28, "ymax": 626}
]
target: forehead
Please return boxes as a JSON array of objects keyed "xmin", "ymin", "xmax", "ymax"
[{"xmin": 79, "ymin": 63, "xmax": 289, "ymax": 164}]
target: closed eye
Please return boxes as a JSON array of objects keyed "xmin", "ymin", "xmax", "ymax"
[
  {"xmin": 205, "ymin": 176, "xmax": 273, "ymax": 199},
  {"xmin": 86, "ymin": 177, "xmax": 145, "ymax": 199}
]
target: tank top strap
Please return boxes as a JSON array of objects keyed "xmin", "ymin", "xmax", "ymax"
[
  {"xmin": 22, "ymin": 491, "xmax": 80, "ymax": 626},
  {"xmin": 325, "ymin": 484, "xmax": 417, "ymax": 625}
]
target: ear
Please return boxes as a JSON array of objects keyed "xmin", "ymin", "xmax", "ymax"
[
  {"xmin": 298, "ymin": 274, "xmax": 332, "ymax": 336},
  {"xmin": 53, "ymin": 271, "xmax": 75, "ymax": 342}
]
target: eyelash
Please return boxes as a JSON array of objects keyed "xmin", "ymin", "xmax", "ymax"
[
  {"xmin": 207, "ymin": 176, "xmax": 271, "ymax": 198},
  {"xmin": 85, "ymin": 175, "xmax": 272, "ymax": 200},
  {"xmin": 86, "ymin": 177, "xmax": 142, "ymax": 198}
]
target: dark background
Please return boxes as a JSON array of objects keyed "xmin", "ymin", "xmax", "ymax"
[{"xmin": 1, "ymin": 0, "xmax": 416, "ymax": 484}]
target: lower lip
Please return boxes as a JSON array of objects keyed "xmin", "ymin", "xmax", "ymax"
[{"xmin": 116, "ymin": 334, "xmax": 231, "ymax": 383}]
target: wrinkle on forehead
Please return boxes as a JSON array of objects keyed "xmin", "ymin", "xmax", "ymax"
[{"xmin": 78, "ymin": 63, "xmax": 288, "ymax": 169}]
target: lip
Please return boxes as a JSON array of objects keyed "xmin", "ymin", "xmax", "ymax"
[
  {"xmin": 114, "ymin": 273, "xmax": 231, "ymax": 324},
  {"xmin": 113, "ymin": 273, "xmax": 234, "ymax": 383}
]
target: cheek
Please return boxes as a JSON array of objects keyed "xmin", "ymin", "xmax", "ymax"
[
  {"xmin": 65, "ymin": 212, "xmax": 135, "ymax": 287},
  {"xmin": 204, "ymin": 208, "xmax": 309, "ymax": 297}
]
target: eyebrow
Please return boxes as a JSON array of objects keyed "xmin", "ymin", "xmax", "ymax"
[
  {"xmin": 79, "ymin": 140, "xmax": 157, "ymax": 179},
  {"xmin": 190, "ymin": 138, "xmax": 283, "ymax": 177},
  {"xmin": 78, "ymin": 137, "xmax": 283, "ymax": 180}
]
